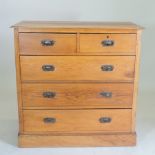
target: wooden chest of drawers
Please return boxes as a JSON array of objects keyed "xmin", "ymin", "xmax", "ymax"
[{"xmin": 13, "ymin": 21, "xmax": 142, "ymax": 147}]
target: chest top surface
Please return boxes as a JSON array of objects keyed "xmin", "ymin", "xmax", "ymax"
[{"xmin": 12, "ymin": 21, "xmax": 143, "ymax": 33}]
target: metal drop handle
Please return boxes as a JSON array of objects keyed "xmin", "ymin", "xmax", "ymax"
[
  {"xmin": 99, "ymin": 117, "xmax": 112, "ymax": 123},
  {"xmin": 43, "ymin": 92, "xmax": 56, "ymax": 98},
  {"xmin": 41, "ymin": 40, "xmax": 55, "ymax": 46},
  {"xmin": 101, "ymin": 65, "xmax": 114, "ymax": 71},
  {"xmin": 101, "ymin": 40, "xmax": 114, "ymax": 46},
  {"xmin": 43, "ymin": 117, "xmax": 56, "ymax": 123},
  {"xmin": 100, "ymin": 92, "xmax": 112, "ymax": 98},
  {"xmin": 42, "ymin": 65, "xmax": 55, "ymax": 71}
]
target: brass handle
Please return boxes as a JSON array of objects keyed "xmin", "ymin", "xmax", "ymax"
[
  {"xmin": 101, "ymin": 40, "xmax": 114, "ymax": 46},
  {"xmin": 43, "ymin": 92, "xmax": 56, "ymax": 98},
  {"xmin": 100, "ymin": 92, "xmax": 112, "ymax": 98},
  {"xmin": 42, "ymin": 65, "xmax": 55, "ymax": 71},
  {"xmin": 101, "ymin": 65, "xmax": 114, "ymax": 71},
  {"xmin": 41, "ymin": 40, "xmax": 55, "ymax": 46},
  {"xmin": 43, "ymin": 117, "xmax": 56, "ymax": 123},
  {"xmin": 99, "ymin": 117, "xmax": 111, "ymax": 123}
]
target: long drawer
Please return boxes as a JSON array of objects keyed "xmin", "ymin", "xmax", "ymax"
[
  {"xmin": 22, "ymin": 83, "xmax": 133, "ymax": 108},
  {"xmin": 23, "ymin": 109, "xmax": 132, "ymax": 133},
  {"xmin": 20, "ymin": 56, "xmax": 135, "ymax": 82}
]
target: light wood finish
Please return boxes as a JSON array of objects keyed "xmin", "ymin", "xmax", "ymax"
[
  {"xmin": 80, "ymin": 34, "xmax": 136, "ymax": 54},
  {"xmin": 22, "ymin": 83, "xmax": 133, "ymax": 108},
  {"xmin": 19, "ymin": 33, "xmax": 76, "ymax": 55},
  {"xmin": 23, "ymin": 109, "xmax": 132, "ymax": 133},
  {"xmin": 13, "ymin": 21, "xmax": 142, "ymax": 147},
  {"xmin": 14, "ymin": 28, "xmax": 24, "ymax": 133},
  {"xmin": 131, "ymin": 30, "xmax": 142, "ymax": 131},
  {"xmin": 19, "ymin": 132, "xmax": 136, "ymax": 147},
  {"xmin": 12, "ymin": 21, "xmax": 143, "ymax": 33},
  {"xmin": 20, "ymin": 56, "xmax": 135, "ymax": 82}
]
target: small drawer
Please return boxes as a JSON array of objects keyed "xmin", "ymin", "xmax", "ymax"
[
  {"xmin": 23, "ymin": 109, "xmax": 132, "ymax": 133},
  {"xmin": 19, "ymin": 33, "xmax": 77, "ymax": 55},
  {"xmin": 80, "ymin": 34, "xmax": 136, "ymax": 54},
  {"xmin": 20, "ymin": 56, "xmax": 135, "ymax": 82},
  {"xmin": 22, "ymin": 83, "xmax": 133, "ymax": 109}
]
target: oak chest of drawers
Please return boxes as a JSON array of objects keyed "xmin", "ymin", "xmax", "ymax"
[{"xmin": 13, "ymin": 21, "xmax": 142, "ymax": 147}]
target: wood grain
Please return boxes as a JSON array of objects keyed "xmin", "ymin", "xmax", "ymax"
[
  {"xmin": 19, "ymin": 132, "xmax": 136, "ymax": 147},
  {"xmin": 23, "ymin": 109, "xmax": 132, "ymax": 133},
  {"xmin": 14, "ymin": 28, "xmax": 24, "ymax": 133},
  {"xmin": 19, "ymin": 33, "xmax": 76, "ymax": 55},
  {"xmin": 80, "ymin": 34, "xmax": 136, "ymax": 54},
  {"xmin": 22, "ymin": 83, "xmax": 133, "ymax": 109},
  {"xmin": 13, "ymin": 21, "xmax": 142, "ymax": 29},
  {"xmin": 131, "ymin": 30, "xmax": 142, "ymax": 131},
  {"xmin": 12, "ymin": 21, "xmax": 143, "ymax": 33},
  {"xmin": 20, "ymin": 56, "xmax": 135, "ymax": 82}
]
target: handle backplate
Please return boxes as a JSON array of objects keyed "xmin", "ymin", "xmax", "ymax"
[
  {"xmin": 101, "ymin": 40, "xmax": 114, "ymax": 46},
  {"xmin": 99, "ymin": 117, "xmax": 112, "ymax": 123},
  {"xmin": 41, "ymin": 40, "xmax": 55, "ymax": 46},
  {"xmin": 100, "ymin": 92, "xmax": 112, "ymax": 98},
  {"xmin": 43, "ymin": 117, "xmax": 56, "ymax": 123},
  {"xmin": 42, "ymin": 65, "xmax": 55, "ymax": 71},
  {"xmin": 43, "ymin": 92, "xmax": 56, "ymax": 98},
  {"xmin": 101, "ymin": 65, "xmax": 114, "ymax": 71}
]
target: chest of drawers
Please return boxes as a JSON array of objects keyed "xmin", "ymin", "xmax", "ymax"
[{"xmin": 13, "ymin": 21, "xmax": 142, "ymax": 147}]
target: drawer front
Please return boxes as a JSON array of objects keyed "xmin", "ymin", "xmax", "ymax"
[
  {"xmin": 80, "ymin": 34, "xmax": 136, "ymax": 54},
  {"xmin": 22, "ymin": 83, "xmax": 133, "ymax": 108},
  {"xmin": 20, "ymin": 56, "xmax": 135, "ymax": 82},
  {"xmin": 23, "ymin": 109, "xmax": 132, "ymax": 133},
  {"xmin": 19, "ymin": 33, "xmax": 77, "ymax": 55}
]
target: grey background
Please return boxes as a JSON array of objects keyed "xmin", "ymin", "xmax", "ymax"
[{"xmin": 0, "ymin": 0, "xmax": 155, "ymax": 154}]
